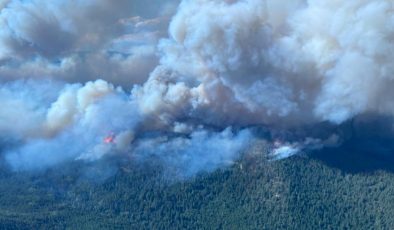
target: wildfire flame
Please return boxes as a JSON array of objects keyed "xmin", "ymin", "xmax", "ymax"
[{"xmin": 103, "ymin": 133, "xmax": 115, "ymax": 144}]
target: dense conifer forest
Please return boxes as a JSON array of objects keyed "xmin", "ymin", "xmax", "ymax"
[{"xmin": 0, "ymin": 147, "xmax": 393, "ymax": 229}]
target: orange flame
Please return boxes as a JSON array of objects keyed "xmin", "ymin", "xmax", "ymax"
[{"xmin": 103, "ymin": 133, "xmax": 115, "ymax": 144}]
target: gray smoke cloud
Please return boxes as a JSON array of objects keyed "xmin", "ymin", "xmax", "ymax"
[
  {"xmin": 136, "ymin": 0, "xmax": 394, "ymax": 126},
  {"xmin": 1, "ymin": 0, "xmax": 394, "ymax": 177},
  {"xmin": 0, "ymin": 0, "xmax": 179, "ymax": 86}
]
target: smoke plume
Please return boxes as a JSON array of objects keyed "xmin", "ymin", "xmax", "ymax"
[{"xmin": 1, "ymin": 0, "xmax": 394, "ymax": 177}]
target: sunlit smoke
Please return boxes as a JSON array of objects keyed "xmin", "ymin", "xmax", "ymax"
[{"xmin": 1, "ymin": 0, "xmax": 394, "ymax": 177}]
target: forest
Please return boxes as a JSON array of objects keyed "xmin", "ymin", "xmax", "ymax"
[{"xmin": 0, "ymin": 145, "xmax": 393, "ymax": 230}]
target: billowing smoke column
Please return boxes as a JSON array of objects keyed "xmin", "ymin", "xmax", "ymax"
[{"xmin": 1, "ymin": 0, "xmax": 394, "ymax": 176}]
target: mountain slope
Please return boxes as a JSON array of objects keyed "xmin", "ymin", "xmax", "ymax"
[{"xmin": 0, "ymin": 151, "xmax": 393, "ymax": 229}]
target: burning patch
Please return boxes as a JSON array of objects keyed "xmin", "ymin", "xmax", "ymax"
[{"xmin": 103, "ymin": 133, "xmax": 115, "ymax": 144}]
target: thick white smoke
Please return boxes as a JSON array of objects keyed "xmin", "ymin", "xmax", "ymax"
[
  {"xmin": 3, "ymin": 80, "xmax": 141, "ymax": 170},
  {"xmin": 1, "ymin": 0, "xmax": 394, "ymax": 176},
  {"xmin": 135, "ymin": 0, "xmax": 394, "ymax": 127}
]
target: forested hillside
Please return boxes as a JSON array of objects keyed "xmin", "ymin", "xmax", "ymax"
[{"xmin": 0, "ymin": 147, "xmax": 393, "ymax": 230}]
